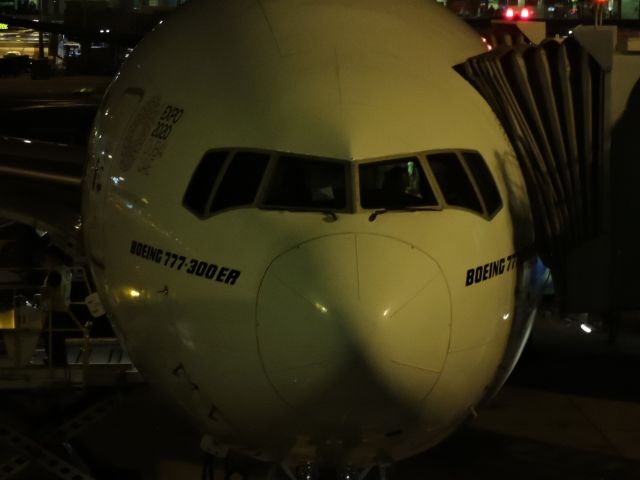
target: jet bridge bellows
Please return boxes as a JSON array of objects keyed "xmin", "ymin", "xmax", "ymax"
[{"xmin": 457, "ymin": 29, "xmax": 640, "ymax": 313}]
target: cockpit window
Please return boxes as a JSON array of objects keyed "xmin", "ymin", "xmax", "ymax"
[
  {"xmin": 463, "ymin": 152, "xmax": 503, "ymax": 217},
  {"xmin": 183, "ymin": 150, "xmax": 229, "ymax": 217},
  {"xmin": 210, "ymin": 151, "xmax": 270, "ymax": 213},
  {"xmin": 427, "ymin": 152, "xmax": 483, "ymax": 214},
  {"xmin": 184, "ymin": 150, "xmax": 269, "ymax": 217},
  {"xmin": 262, "ymin": 156, "xmax": 347, "ymax": 210},
  {"xmin": 359, "ymin": 157, "xmax": 437, "ymax": 209},
  {"xmin": 184, "ymin": 149, "xmax": 501, "ymax": 220}
]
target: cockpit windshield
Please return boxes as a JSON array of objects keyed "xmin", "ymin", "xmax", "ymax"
[
  {"xmin": 262, "ymin": 155, "xmax": 348, "ymax": 210},
  {"xmin": 184, "ymin": 149, "xmax": 500, "ymax": 219},
  {"xmin": 359, "ymin": 157, "xmax": 437, "ymax": 209}
]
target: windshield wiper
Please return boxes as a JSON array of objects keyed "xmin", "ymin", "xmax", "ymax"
[
  {"xmin": 368, "ymin": 209, "xmax": 387, "ymax": 222},
  {"xmin": 322, "ymin": 210, "xmax": 338, "ymax": 221},
  {"xmin": 368, "ymin": 206, "xmax": 437, "ymax": 222},
  {"xmin": 261, "ymin": 206, "xmax": 339, "ymax": 221}
]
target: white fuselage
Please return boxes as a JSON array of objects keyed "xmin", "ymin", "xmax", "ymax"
[{"xmin": 82, "ymin": 0, "xmax": 536, "ymax": 467}]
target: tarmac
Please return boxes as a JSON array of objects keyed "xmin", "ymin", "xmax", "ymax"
[{"xmin": 1, "ymin": 346, "xmax": 639, "ymax": 480}]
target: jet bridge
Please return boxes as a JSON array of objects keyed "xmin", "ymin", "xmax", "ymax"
[{"xmin": 457, "ymin": 25, "xmax": 640, "ymax": 315}]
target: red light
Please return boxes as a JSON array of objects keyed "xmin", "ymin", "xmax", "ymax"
[
  {"xmin": 520, "ymin": 7, "xmax": 530, "ymax": 18},
  {"xmin": 505, "ymin": 7, "xmax": 514, "ymax": 18}
]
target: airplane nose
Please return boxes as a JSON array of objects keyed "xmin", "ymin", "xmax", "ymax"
[{"xmin": 256, "ymin": 234, "xmax": 451, "ymax": 427}]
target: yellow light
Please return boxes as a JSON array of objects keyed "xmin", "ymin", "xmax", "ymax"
[
  {"xmin": 580, "ymin": 323, "xmax": 592, "ymax": 334},
  {"xmin": 0, "ymin": 309, "xmax": 16, "ymax": 329},
  {"xmin": 128, "ymin": 289, "xmax": 141, "ymax": 298},
  {"xmin": 314, "ymin": 302, "xmax": 328, "ymax": 314},
  {"xmin": 0, "ymin": 24, "xmax": 8, "ymax": 30}
]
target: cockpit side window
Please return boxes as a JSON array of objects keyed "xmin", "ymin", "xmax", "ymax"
[
  {"xmin": 427, "ymin": 152, "xmax": 483, "ymax": 214},
  {"xmin": 183, "ymin": 150, "xmax": 229, "ymax": 217},
  {"xmin": 359, "ymin": 157, "xmax": 437, "ymax": 209},
  {"xmin": 463, "ymin": 152, "xmax": 503, "ymax": 217},
  {"xmin": 262, "ymin": 156, "xmax": 347, "ymax": 210},
  {"xmin": 210, "ymin": 151, "xmax": 270, "ymax": 213}
]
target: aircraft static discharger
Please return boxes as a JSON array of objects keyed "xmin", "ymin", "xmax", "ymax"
[{"xmin": 2, "ymin": 0, "xmax": 548, "ymax": 477}]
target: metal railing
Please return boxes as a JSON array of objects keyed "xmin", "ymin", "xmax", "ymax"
[{"xmin": 0, "ymin": 265, "xmax": 135, "ymax": 388}]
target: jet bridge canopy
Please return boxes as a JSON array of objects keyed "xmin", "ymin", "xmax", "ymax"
[{"xmin": 457, "ymin": 26, "xmax": 640, "ymax": 314}]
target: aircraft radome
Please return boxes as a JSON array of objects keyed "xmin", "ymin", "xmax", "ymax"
[{"xmin": 79, "ymin": 0, "xmax": 541, "ymax": 477}]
